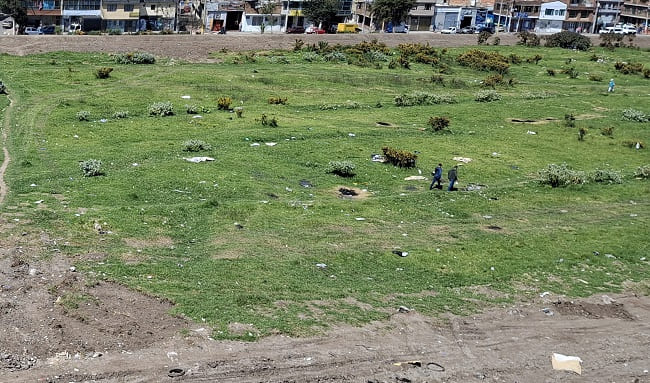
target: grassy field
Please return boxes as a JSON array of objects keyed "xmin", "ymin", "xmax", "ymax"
[{"xmin": 1, "ymin": 41, "xmax": 649, "ymax": 340}]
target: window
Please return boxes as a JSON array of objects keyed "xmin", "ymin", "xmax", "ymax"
[
  {"xmin": 107, "ymin": 4, "xmax": 117, "ymax": 11},
  {"xmin": 124, "ymin": 4, "xmax": 133, "ymax": 11},
  {"xmin": 150, "ymin": 4, "xmax": 155, "ymax": 9},
  {"xmin": 545, "ymin": 8, "xmax": 554, "ymax": 15}
]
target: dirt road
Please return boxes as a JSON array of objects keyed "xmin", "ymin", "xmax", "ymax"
[
  {"xmin": 1, "ymin": 33, "xmax": 650, "ymax": 382},
  {"xmin": 1, "ymin": 33, "xmax": 649, "ymax": 62}
]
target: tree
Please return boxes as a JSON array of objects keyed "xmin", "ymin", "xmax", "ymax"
[
  {"xmin": 370, "ymin": 0, "xmax": 414, "ymax": 25},
  {"xmin": 303, "ymin": 0, "xmax": 340, "ymax": 29},
  {"xmin": 258, "ymin": 1, "xmax": 278, "ymax": 34},
  {"xmin": 0, "ymin": 0, "xmax": 27, "ymax": 30}
]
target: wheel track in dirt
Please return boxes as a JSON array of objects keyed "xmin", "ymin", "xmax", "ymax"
[{"xmin": 0, "ymin": 95, "xmax": 13, "ymax": 205}]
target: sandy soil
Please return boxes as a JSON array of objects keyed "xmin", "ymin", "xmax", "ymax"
[{"xmin": 1, "ymin": 34, "xmax": 650, "ymax": 382}]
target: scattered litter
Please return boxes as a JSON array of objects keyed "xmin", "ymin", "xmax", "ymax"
[
  {"xmin": 73, "ymin": 135, "xmax": 79, "ymax": 139},
  {"xmin": 132, "ymin": 163, "xmax": 139, "ymax": 167},
  {"xmin": 250, "ymin": 143, "xmax": 260, "ymax": 147},
  {"xmin": 348, "ymin": 133, "xmax": 356, "ymax": 137},
  {"xmin": 99, "ymin": 119, "xmax": 107, "ymax": 123},
  {"xmin": 641, "ymin": 257, "xmax": 647, "ymax": 261},
  {"xmin": 69, "ymin": 266, "xmax": 76, "ymax": 272},
  {"xmin": 540, "ymin": 291, "xmax": 550, "ymax": 298},
  {"xmin": 577, "ymin": 279, "xmax": 589, "ymax": 284},
  {"xmin": 490, "ymin": 266, "xmax": 495, "ymax": 271},
  {"xmin": 466, "ymin": 184, "xmax": 483, "ymax": 191},
  {"xmin": 34, "ymin": 200, "xmax": 44, "ymax": 204},
  {"xmin": 30, "ymin": 184, "xmax": 37, "ymax": 187},
  {"xmin": 28, "ymin": 268, "xmax": 38, "ymax": 276},
  {"xmin": 316, "ymin": 263, "xmax": 327, "ymax": 269},
  {"xmin": 636, "ymin": 142, "xmax": 641, "ymax": 150},
  {"xmin": 181, "ymin": 95, "xmax": 191, "ymax": 99},
  {"xmin": 630, "ymin": 214, "xmax": 638, "ymax": 217},
  {"xmin": 604, "ymin": 254, "xmax": 616, "ymax": 259},
  {"xmin": 173, "ymin": 189, "xmax": 190, "ymax": 193},
  {"xmin": 551, "ymin": 353, "xmax": 582, "ymax": 375},
  {"xmin": 492, "ymin": 152, "xmax": 499, "ymax": 157},
  {"xmin": 371, "ymin": 154, "xmax": 385, "ymax": 162},
  {"xmin": 299, "ymin": 180, "xmax": 312, "ymax": 188},
  {"xmin": 168, "ymin": 368, "xmax": 185, "ymax": 378},
  {"xmin": 541, "ymin": 307, "xmax": 554, "ymax": 316},
  {"xmin": 234, "ymin": 222, "xmax": 244, "ymax": 229},
  {"xmin": 527, "ymin": 130, "xmax": 537, "ymax": 135},
  {"xmin": 265, "ymin": 142, "xmax": 277, "ymax": 146},
  {"xmin": 401, "ymin": 233, "xmax": 408, "ymax": 236},
  {"xmin": 184, "ymin": 157, "xmax": 214, "ymax": 163},
  {"xmin": 285, "ymin": 187, "xmax": 292, "ymax": 192},
  {"xmin": 482, "ymin": 215, "xmax": 492, "ymax": 219},
  {"xmin": 404, "ymin": 176, "xmax": 426, "ymax": 181},
  {"xmin": 398, "ymin": 306, "xmax": 411, "ymax": 313},
  {"xmin": 392, "ymin": 250, "xmax": 408, "ymax": 257},
  {"xmin": 355, "ymin": 217, "xmax": 366, "ymax": 221},
  {"xmin": 452, "ymin": 156, "xmax": 472, "ymax": 163},
  {"xmin": 560, "ymin": 210, "xmax": 568, "ymax": 213},
  {"xmin": 192, "ymin": 115, "xmax": 202, "ymax": 119}
]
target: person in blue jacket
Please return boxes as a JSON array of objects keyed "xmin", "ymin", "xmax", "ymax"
[{"xmin": 430, "ymin": 163, "xmax": 443, "ymax": 190}]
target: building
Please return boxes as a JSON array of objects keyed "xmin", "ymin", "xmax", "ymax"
[
  {"xmin": 22, "ymin": 0, "xmax": 62, "ymax": 28},
  {"xmin": 535, "ymin": 0, "xmax": 566, "ymax": 32},
  {"xmin": 619, "ymin": 0, "xmax": 648, "ymax": 32}
]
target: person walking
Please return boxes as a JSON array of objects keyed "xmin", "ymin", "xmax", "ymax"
[
  {"xmin": 430, "ymin": 163, "xmax": 443, "ymax": 190},
  {"xmin": 608, "ymin": 78, "xmax": 615, "ymax": 93},
  {"xmin": 447, "ymin": 165, "xmax": 458, "ymax": 191}
]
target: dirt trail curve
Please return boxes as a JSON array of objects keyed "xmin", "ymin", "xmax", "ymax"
[
  {"xmin": 0, "ymin": 34, "xmax": 649, "ymax": 62},
  {"xmin": 0, "ymin": 95, "xmax": 12, "ymax": 205}
]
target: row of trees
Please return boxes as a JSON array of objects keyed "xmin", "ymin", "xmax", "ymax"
[{"xmin": 0, "ymin": 0, "xmax": 27, "ymax": 31}]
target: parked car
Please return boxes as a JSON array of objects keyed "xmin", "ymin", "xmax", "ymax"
[
  {"xmin": 40, "ymin": 25, "xmax": 55, "ymax": 34},
  {"xmin": 305, "ymin": 26, "xmax": 326, "ymax": 34},
  {"xmin": 599, "ymin": 26, "xmax": 625, "ymax": 34},
  {"xmin": 619, "ymin": 24, "xmax": 636, "ymax": 34},
  {"xmin": 440, "ymin": 26, "xmax": 457, "ymax": 34},
  {"xmin": 286, "ymin": 26, "xmax": 305, "ymax": 34},
  {"xmin": 2, "ymin": 20, "xmax": 13, "ymax": 29},
  {"xmin": 459, "ymin": 26, "xmax": 476, "ymax": 34},
  {"xmin": 384, "ymin": 21, "xmax": 408, "ymax": 33},
  {"xmin": 24, "ymin": 26, "xmax": 43, "ymax": 35}
]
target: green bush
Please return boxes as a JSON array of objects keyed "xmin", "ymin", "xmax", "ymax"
[
  {"xmin": 526, "ymin": 54, "xmax": 543, "ymax": 64},
  {"xmin": 474, "ymin": 90, "xmax": 502, "ymax": 102},
  {"xmin": 622, "ymin": 108, "xmax": 649, "ymax": 122},
  {"xmin": 564, "ymin": 113, "xmax": 576, "ymax": 128},
  {"xmin": 94, "ymin": 67, "xmax": 113, "ymax": 79},
  {"xmin": 591, "ymin": 169, "xmax": 622, "ymax": 183},
  {"xmin": 268, "ymin": 96, "xmax": 288, "ymax": 105},
  {"xmin": 302, "ymin": 52, "xmax": 321, "ymax": 62},
  {"xmin": 382, "ymin": 146, "xmax": 417, "ymax": 168},
  {"xmin": 217, "ymin": 97, "xmax": 232, "ymax": 110},
  {"xmin": 326, "ymin": 161, "xmax": 356, "ymax": 177},
  {"xmin": 113, "ymin": 52, "xmax": 156, "ymax": 64},
  {"xmin": 182, "ymin": 139, "xmax": 212, "ymax": 152},
  {"xmin": 545, "ymin": 31, "xmax": 591, "ymax": 50},
  {"xmin": 428, "ymin": 116, "xmax": 450, "ymax": 132},
  {"xmin": 234, "ymin": 106, "xmax": 243, "ymax": 118},
  {"xmin": 76, "ymin": 110, "xmax": 90, "ymax": 121},
  {"xmin": 521, "ymin": 91, "xmax": 553, "ymax": 100},
  {"xmin": 457, "ymin": 49, "xmax": 510, "ymax": 73},
  {"xmin": 578, "ymin": 127, "xmax": 588, "ymax": 141},
  {"xmin": 600, "ymin": 126, "xmax": 614, "ymax": 137},
  {"xmin": 260, "ymin": 114, "xmax": 278, "ymax": 127},
  {"xmin": 537, "ymin": 163, "xmax": 587, "ymax": 187},
  {"xmin": 148, "ymin": 101, "xmax": 174, "ymax": 117},
  {"xmin": 634, "ymin": 165, "xmax": 650, "ymax": 178},
  {"xmin": 563, "ymin": 67, "xmax": 579, "ymax": 78},
  {"xmin": 477, "ymin": 31, "xmax": 492, "ymax": 45},
  {"xmin": 112, "ymin": 110, "xmax": 129, "ymax": 119},
  {"xmin": 482, "ymin": 74, "xmax": 504, "ymax": 88},
  {"xmin": 185, "ymin": 104, "xmax": 198, "ymax": 114},
  {"xmin": 588, "ymin": 73, "xmax": 603, "ymax": 82},
  {"xmin": 517, "ymin": 30, "xmax": 540, "ymax": 46},
  {"xmin": 79, "ymin": 159, "xmax": 103, "ymax": 177},
  {"xmin": 643, "ymin": 68, "xmax": 650, "ymax": 78},
  {"xmin": 615, "ymin": 61, "xmax": 644, "ymax": 75},
  {"xmin": 599, "ymin": 33, "xmax": 624, "ymax": 50},
  {"xmin": 394, "ymin": 92, "xmax": 456, "ymax": 106},
  {"xmin": 323, "ymin": 52, "xmax": 347, "ymax": 62},
  {"xmin": 547, "ymin": 68, "xmax": 556, "ymax": 76}
]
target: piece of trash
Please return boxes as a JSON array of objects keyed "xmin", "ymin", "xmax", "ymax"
[
  {"xmin": 641, "ymin": 257, "xmax": 647, "ymax": 261},
  {"xmin": 577, "ymin": 279, "xmax": 589, "ymax": 284},
  {"xmin": 69, "ymin": 266, "xmax": 76, "ymax": 272},
  {"xmin": 99, "ymin": 119, "xmax": 107, "ymax": 123},
  {"xmin": 371, "ymin": 154, "xmax": 385, "ymax": 162},
  {"xmin": 181, "ymin": 95, "xmax": 191, "ymax": 99},
  {"xmin": 234, "ymin": 222, "xmax": 244, "ymax": 229},
  {"xmin": 490, "ymin": 266, "xmax": 495, "ymax": 271},
  {"xmin": 636, "ymin": 142, "xmax": 641, "ymax": 150},
  {"xmin": 316, "ymin": 263, "xmax": 327, "ymax": 269},
  {"xmin": 540, "ymin": 291, "xmax": 550, "ymax": 298},
  {"xmin": 452, "ymin": 156, "xmax": 472, "ymax": 163},
  {"xmin": 265, "ymin": 142, "xmax": 277, "ymax": 146},
  {"xmin": 34, "ymin": 200, "xmax": 44, "ymax": 204},
  {"xmin": 398, "ymin": 306, "xmax": 411, "ymax": 313},
  {"xmin": 184, "ymin": 157, "xmax": 214, "ymax": 163},
  {"xmin": 551, "ymin": 353, "xmax": 582, "ymax": 375},
  {"xmin": 285, "ymin": 187, "xmax": 292, "ymax": 192},
  {"xmin": 601, "ymin": 295, "xmax": 615, "ymax": 304},
  {"xmin": 404, "ymin": 176, "xmax": 427, "ymax": 181},
  {"xmin": 392, "ymin": 250, "xmax": 408, "ymax": 257},
  {"xmin": 527, "ymin": 130, "xmax": 537, "ymax": 135},
  {"xmin": 299, "ymin": 180, "xmax": 312, "ymax": 188},
  {"xmin": 30, "ymin": 184, "xmax": 37, "ymax": 187},
  {"xmin": 172, "ymin": 189, "xmax": 190, "ymax": 193},
  {"xmin": 542, "ymin": 307, "xmax": 554, "ymax": 316},
  {"xmin": 593, "ymin": 251, "xmax": 600, "ymax": 256},
  {"xmin": 560, "ymin": 209, "xmax": 568, "ymax": 213},
  {"xmin": 348, "ymin": 133, "xmax": 356, "ymax": 137},
  {"xmin": 604, "ymin": 254, "xmax": 616, "ymax": 259},
  {"xmin": 132, "ymin": 163, "xmax": 139, "ymax": 167},
  {"xmin": 355, "ymin": 217, "xmax": 366, "ymax": 221},
  {"xmin": 73, "ymin": 135, "xmax": 79, "ymax": 139},
  {"xmin": 168, "ymin": 368, "xmax": 185, "ymax": 378},
  {"xmin": 250, "ymin": 143, "xmax": 260, "ymax": 147},
  {"xmin": 630, "ymin": 214, "xmax": 638, "ymax": 217},
  {"xmin": 483, "ymin": 215, "xmax": 492, "ymax": 219},
  {"xmin": 492, "ymin": 152, "xmax": 499, "ymax": 157},
  {"xmin": 192, "ymin": 115, "xmax": 202, "ymax": 119}
]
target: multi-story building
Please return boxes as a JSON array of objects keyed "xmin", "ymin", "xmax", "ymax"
[
  {"xmin": 619, "ymin": 0, "xmax": 648, "ymax": 32},
  {"xmin": 101, "ymin": 0, "xmax": 140, "ymax": 32},
  {"xmin": 592, "ymin": 0, "xmax": 622, "ymax": 31},
  {"xmin": 22, "ymin": 0, "xmax": 62, "ymax": 28},
  {"xmin": 63, "ymin": 0, "xmax": 102, "ymax": 31}
]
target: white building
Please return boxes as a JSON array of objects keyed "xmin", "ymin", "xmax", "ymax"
[{"xmin": 535, "ymin": 0, "xmax": 566, "ymax": 32}]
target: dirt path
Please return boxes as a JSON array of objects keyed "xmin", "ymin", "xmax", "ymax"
[{"xmin": 0, "ymin": 93, "xmax": 13, "ymax": 204}]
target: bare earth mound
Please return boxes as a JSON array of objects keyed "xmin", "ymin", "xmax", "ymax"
[{"xmin": 1, "ymin": 34, "xmax": 650, "ymax": 382}]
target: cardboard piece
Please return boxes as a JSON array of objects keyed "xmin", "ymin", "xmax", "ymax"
[{"xmin": 551, "ymin": 353, "xmax": 582, "ymax": 375}]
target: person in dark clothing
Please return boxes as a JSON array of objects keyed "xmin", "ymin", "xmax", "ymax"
[
  {"xmin": 430, "ymin": 163, "xmax": 443, "ymax": 190},
  {"xmin": 447, "ymin": 165, "xmax": 458, "ymax": 191}
]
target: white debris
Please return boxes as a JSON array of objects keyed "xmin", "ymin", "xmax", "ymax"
[
  {"xmin": 132, "ymin": 163, "xmax": 139, "ymax": 167},
  {"xmin": 265, "ymin": 142, "xmax": 277, "ymax": 146},
  {"xmin": 348, "ymin": 133, "xmax": 356, "ymax": 137},
  {"xmin": 34, "ymin": 200, "xmax": 44, "ymax": 204},
  {"xmin": 192, "ymin": 115, "xmax": 202, "ymax": 119},
  {"xmin": 30, "ymin": 184, "xmax": 37, "ymax": 187},
  {"xmin": 404, "ymin": 176, "xmax": 427, "ymax": 181},
  {"xmin": 316, "ymin": 263, "xmax": 327, "ymax": 269},
  {"xmin": 527, "ymin": 130, "xmax": 537, "ymax": 135},
  {"xmin": 540, "ymin": 291, "xmax": 550, "ymax": 298},
  {"xmin": 250, "ymin": 143, "xmax": 260, "ymax": 147},
  {"xmin": 184, "ymin": 157, "xmax": 214, "ymax": 163},
  {"xmin": 181, "ymin": 95, "xmax": 191, "ymax": 99},
  {"xmin": 551, "ymin": 353, "xmax": 582, "ymax": 375},
  {"xmin": 452, "ymin": 157, "xmax": 472, "ymax": 163},
  {"xmin": 355, "ymin": 217, "xmax": 366, "ymax": 221}
]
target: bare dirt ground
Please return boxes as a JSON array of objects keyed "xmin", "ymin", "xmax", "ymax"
[{"xmin": 1, "ymin": 34, "xmax": 650, "ymax": 383}]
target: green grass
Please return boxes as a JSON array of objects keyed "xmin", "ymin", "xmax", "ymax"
[{"xmin": 1, "ymin": 43, "xmax": 649, "ymax": 339}]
